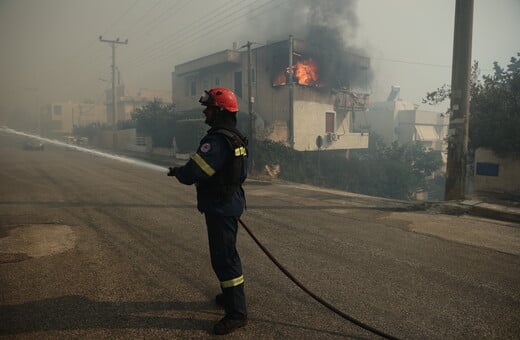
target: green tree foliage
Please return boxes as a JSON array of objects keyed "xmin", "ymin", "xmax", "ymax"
[
  {"xmin": 73, "ymin": 123, "xmax": 100, "ymax": 140},
  {"xmin": 173, "ymin": 119, "xmax": 207, "ymax": 152},
  {"xmin": 254, "ymin": 137, "xmax": 442, "ymax": 200},
  {"xmin": 424, "ymin": 53, "xmax": 520, "ymax": 156},
  {"xmin": 131, "ymin": 99, "xmax": 176, "ymax": 147}
]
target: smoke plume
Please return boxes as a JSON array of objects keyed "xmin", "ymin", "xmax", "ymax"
[{"xmin": 243, "ymin": 0, "xmax": 372, "ymax": 89}]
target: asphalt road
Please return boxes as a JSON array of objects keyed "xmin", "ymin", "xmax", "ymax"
[{"xmin": 1, "ymin": 132, "xmax": 519, "ymax": 339}]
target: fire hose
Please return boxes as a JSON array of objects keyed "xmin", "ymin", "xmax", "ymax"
[{"xmin": 238, "ymin": 218, "xmax": 399, "ymax": 340}]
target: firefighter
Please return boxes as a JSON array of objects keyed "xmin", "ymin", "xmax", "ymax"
[{"xmin": 167, "ymin": 87, "xmax": 248, "ymax": 335}]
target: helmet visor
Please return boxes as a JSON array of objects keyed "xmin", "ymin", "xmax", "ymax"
[{"xmin": 199, "ymin": 90, "xmax": 214, "ymax": 106}]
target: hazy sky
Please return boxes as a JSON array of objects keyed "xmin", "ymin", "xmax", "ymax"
[{"xmin": 1, "ymin": 0, "xmax": 518, "ymax": 114}]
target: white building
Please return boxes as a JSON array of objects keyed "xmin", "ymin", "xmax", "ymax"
[
  {"xmin": 171, "ymin": 38, "xmax": 371, "ymax": 152},
  {"xmin": 356, "ymin": 86, "xmax": 448, "ymax": 155},
  {"xmin": 105, "ymin": 85, "xmax": 172, "ymax": 125},
  {"xmin": 41, "ymin": 102, "xmax": 106, "ymax": 136}
]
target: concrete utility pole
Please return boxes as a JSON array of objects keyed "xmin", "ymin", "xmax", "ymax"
[
  {"xmin": 241, "ymin": 41, "xmax": 262, "ymax": 169},
  {"xmin": 241, "ymin": 41, "xmax": 255, "ymax": 169},
  {"xmin": 24, "ymin": 87, "xmax": 39, "ymax": 135},
  {"xmin": 288, "ymin": 35, "xmax": 295, "ymax": 148},
  {"xmin": 98, "ymin": 36, "xmax": 128, "ymax": 129},
  {"xmin": 445, "ymin": 0, "xmax": 474, "ymax": 201}
]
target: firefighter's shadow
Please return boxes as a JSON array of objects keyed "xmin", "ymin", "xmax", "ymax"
[{"xmin": 0, "ymin": 295, "xmax": 216, "ymax": 335}]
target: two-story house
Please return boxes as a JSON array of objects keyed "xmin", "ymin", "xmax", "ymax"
[
  {"xmin": 171, "ymin": 37, "xmax": 371, "ymax": 152},
  {"xmin": 105, "ymin": 85, "xmax": 171, "ymax": 125},
  {"xmin": 40, "ymin": 101, "xmax": 106, "ymax": 137},
  {"xmin": 356, "ymin": 86, "xmax": 449, "ymax": 155}
]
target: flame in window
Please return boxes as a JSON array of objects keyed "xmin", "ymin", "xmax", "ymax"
[{"xmin": 273, "ymin": 58, "xmax": 323, "ymax": 87}]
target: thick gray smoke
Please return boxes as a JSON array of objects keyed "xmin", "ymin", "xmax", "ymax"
[
  {"xmin": 304, "ymin": 1, "xmax": 370, "ymax": 89},
  {"xmin": 243, "ymin": 0, "xmax": 372, "ymax": 89}
]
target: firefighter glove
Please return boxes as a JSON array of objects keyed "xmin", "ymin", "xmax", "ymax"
[{"xmin": 167, "ymin": 167, "xmax": 178, "ymax": 177}]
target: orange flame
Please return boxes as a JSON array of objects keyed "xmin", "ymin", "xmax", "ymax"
[
  {"xmin": 272, "ymin": 58, "xmax": 323, "ymax": 87},
  {"xmin": 295, "ymin": 58, "xmax": 321, "ymax": 86},
  {"xmin": 273, "ymin": 71, "xmax": 287, "ymax": 86}
]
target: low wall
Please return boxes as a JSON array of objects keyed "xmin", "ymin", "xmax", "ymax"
[
  {"xmin": 91, "ymin": 129, "xmax": 181, "ymax": 161},
  {"xmin": 473, "ymin": 148, "xmax": 520, "ymax": 195}
]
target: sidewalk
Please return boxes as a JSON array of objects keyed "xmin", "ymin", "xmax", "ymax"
[
  {"xmin": 121, "ymin": 148, "xmax": 520, "ymax": 225},
  {"xmin": 455, "ymin": 199, "xmax": 520, "ymax": 224}
]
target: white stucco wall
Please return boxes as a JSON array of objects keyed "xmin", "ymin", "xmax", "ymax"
[
  {"xmin": 473, "ymin": 148, "xmax": 520, "ymax": 195},
  {"xmin": 293, "ymin": 100, "xmax": 368, "ymax": 151}
]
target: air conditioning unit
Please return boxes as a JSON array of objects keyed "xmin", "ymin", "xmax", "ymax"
[
  {"xmin": 326, "ymin": 133, "xmax": 333, "ymax": 143},
  {"xmin": 326, "ymin": 133, "xmax": 338, "ymax": 143}
]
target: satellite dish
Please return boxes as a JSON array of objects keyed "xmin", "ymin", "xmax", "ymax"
[{"xmin": 316, "ymin": 135, "xmax": 323, "ymax": 149}]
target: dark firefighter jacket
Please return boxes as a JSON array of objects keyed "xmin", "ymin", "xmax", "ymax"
[{"xmin": 174, "ymin": 127, "xmax": 248, "ymax": 216}]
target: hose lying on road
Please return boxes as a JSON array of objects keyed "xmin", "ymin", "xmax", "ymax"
[{"xmin": 239, "ymin": 218, "xmax": 399, "ymax": 340}]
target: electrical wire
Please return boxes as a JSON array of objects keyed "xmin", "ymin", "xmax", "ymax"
[
  {"xmin": 129, "ymin": 0, "xmax": 248, "ymax": 67},
  {"xmin": 131, "ymin": 0, "xmax": 288, "ymax": 70},
  {"xmin": 238, "ymin": 218, "xmax": 400, "ymax": 340}
]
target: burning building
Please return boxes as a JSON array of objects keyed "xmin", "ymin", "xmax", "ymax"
[{"xmin": 171, "ymin": 36, "xmax": 371, "ymax": 151}]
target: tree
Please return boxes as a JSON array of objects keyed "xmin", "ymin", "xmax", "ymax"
[
  {"xmin": 253, "ymin": 136, "xmax": 442, "ymax": 200},
  {"xmin": 131, "ymin": 99, "xmax": 176, "ymax": 148},
  {"xmin": 73, "ymin": 123, "xmax": 100, "ymax": 141},
  {"xmin": 348, "ymin": 140, "xmax": 442, "ymax": 199},
  {"xmin": 424, "ymin": 53, "xmax": 520, "ymax": 156}
]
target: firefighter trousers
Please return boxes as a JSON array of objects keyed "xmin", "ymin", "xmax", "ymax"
[{"xmin": 205, "ymin": 213, "xmax": 247, "ymax": 319}]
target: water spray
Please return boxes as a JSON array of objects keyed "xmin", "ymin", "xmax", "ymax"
[{"xmin": 0, "ymin": 127, "xmax": 167, "ymax": 173}]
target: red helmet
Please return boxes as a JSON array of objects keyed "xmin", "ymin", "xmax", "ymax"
[{"xmin": 199, "ymin": 87, "xmax": 239, "ymax": 112}]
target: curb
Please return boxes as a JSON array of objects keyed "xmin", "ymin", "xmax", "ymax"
[{"xmin": 464, "ymin": 203, "xmax": 520, "ymax": 224}]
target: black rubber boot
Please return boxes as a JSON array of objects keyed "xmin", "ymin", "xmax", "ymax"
[
  {"xmin": 213, "ymin": 316, "xmax": 247, "ymax": 335},
  {"xmin": 215, "ymin": 293, "xmax": 225, "ymax": 308},
  {"xmin": 222, "ymin": 283, "xmax": 246, "ymax": 320},
  {"xmin": 213, "ymin": 284, "xmax": 247, "ymax": 335}
]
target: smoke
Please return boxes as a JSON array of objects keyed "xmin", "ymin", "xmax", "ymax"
[
  {"xmin": 243, "ymin": 0, "xmax": 372, "ymax": 90},
  {"xmin": 303, "ymin": 0, "xmax": 371, "ymax": 89}
]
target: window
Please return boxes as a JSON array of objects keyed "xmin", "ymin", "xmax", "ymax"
[
  {"xmin": 234, "ymin": 71, "xmax": 242, "ymax": 98},
  {"xmin": 184, "ymin": 78, "xmax": 190, "ymax": 96},
  {"xmin": 325, "ymin": 112, "xmax": 335, "ymax": 133},
  {"xmin": 215, "ymin": 77, "xmax": 220, "ymax": 86},
  {"xmin": 185, "ymin": 77, "xmax": 197, "ymax": 96},
  {"xmin": 203, "ymin": 79, "xmax": 209, "ymax": 89},
  {"xmin": 476, "ymin": 162, "xmax": 499, "ymax": 176},
  {"xmin": 53, "ymin": 105, "xmax": 62, "ymax": 115},
  {"xmin": 190, "ymin": 79, "xmax": 196, "ymax": 96}
]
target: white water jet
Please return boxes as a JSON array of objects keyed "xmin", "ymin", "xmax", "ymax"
[{"xmin": 1, "ymin": 127, "xmax": 169, "ymax": 173}]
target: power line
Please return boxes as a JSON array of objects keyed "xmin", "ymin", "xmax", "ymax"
[
  {"xmin": 129, "ymin": 0, "xmax": 245, "ymax": 66},
  {"xmin": 143, "ymin": 0, "xmax": 192, "ymax": 36},
  {"xmin": 115, "ymin": 0, "xmax": 169, "ymax": 38},
  {"xmin": 373, "ymin": 57, "xmax": 451, "ymax": 68},
  {"xmin": 131, "ymin": 0, "xmax": 285, "ymax": 70},
  {"xmin": 100, "ymin": 0, "xmax": 140, "ymax": 37}
]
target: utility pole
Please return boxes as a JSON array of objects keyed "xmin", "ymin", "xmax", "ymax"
[
  {"xmin": 99, "ymin": 36, "xmax": 128, "ymax": 149},
  {"xmin": 240, "ymin": 41, "xmax": 259, "ymax": 170},
  {"xmin": 288, "ymin": 35, "xmax": 294, "ymax": 148},
  {"xmin": 24, "ymin": 87, "xmax": 39, "ymax": 136},
  {"xmin": 246, "ymin": 41, "xmax": 254, "ymax": 169},
  {"xmin": 445, "ymin": 0, "xmax": 473, "ymax": 200}
]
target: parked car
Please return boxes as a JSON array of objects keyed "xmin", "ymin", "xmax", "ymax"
[{"xmin": 23, "ymin": 140, "xmax": 44, "ymax": 151}]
